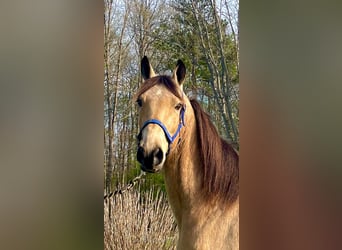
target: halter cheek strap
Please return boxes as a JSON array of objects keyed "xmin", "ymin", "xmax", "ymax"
[{"xmin": 137, "ymin": 105, "xmax": 186, "ymax": 153}]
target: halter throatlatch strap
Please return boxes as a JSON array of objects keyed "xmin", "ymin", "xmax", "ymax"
[{"xmin": 137, "ymin": 105, "xmax": 186, "ymax": 153}]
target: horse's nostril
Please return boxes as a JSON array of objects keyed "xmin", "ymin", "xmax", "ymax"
[
  {"xmin": 138, "ymin": 146, "xmax": 164, "ymax": 171},
  {"xmin": 153, "ymin": 147, "xmax": 164, "ymax": 165},
  {"xmin": 137, "ymin": 146, "xmax": 145, "ymax": 164}
]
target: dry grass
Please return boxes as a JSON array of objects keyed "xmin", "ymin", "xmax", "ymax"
[{"xmin": 104, "ymin": 188, "xmax": 177, "ymax": 250}]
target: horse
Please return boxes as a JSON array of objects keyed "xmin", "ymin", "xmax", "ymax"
[{"xmin": 135, "ymin": 56, "xmax": 239, "ymax": 250}]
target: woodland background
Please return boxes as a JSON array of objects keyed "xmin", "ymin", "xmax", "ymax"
[
  {"xmin": 104, "ymin": 0, "xmax": 239, "ymax": 248},
  {"xmin": 104, "ymin": 0, "xmax": 239, "ymax": 193}
]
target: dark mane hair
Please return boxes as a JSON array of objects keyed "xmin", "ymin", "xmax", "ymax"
[
  {"xmin": 135, "ymin": 75, "xmax": 183, "ymax": 100},
  {"xmin": 190, "ymin": 99, "xmax": 239, "ymax": 204}
]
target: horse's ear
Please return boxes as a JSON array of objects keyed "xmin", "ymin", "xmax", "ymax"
[
  {"xmin": 141, "ymin": 56, "xmax": 156, "ymax": 80},
  {"xmin": 173, "ymin": 59, "xmax": 186, "ymax": 88}
]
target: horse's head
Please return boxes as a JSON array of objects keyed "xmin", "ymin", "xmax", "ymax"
[{"xmin": 135, "ymin": 56, "xmax": 186, "ymax": 173}]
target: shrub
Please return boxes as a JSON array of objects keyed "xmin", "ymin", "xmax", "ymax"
[{"xmin": 104, "ymin": 188, "xmax": 177, "ymax": 249}]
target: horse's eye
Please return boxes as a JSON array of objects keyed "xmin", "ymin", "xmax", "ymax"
[
  {"xmin": 175, "ymin": 103, "xmax": 182, "ymax": 111},
  {"xmin": 136, "ymin": 99, "xmax": 142, "ymax": 107}
]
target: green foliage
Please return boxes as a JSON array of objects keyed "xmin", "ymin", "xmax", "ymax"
[
  {"xmin": 143, "ymin": 172, "xmax": 167, "ymax": 194},
  {"xmin": 126, "ymin": 162, "xmax": 167, "ymax": 195}
]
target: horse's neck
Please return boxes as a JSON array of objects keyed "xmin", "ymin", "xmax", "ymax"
[
  {"xmin": 163, "ymin": 107, "xmax": 239, "ymax": 249},
  {"xmin": 163, "ymin": 108, "xmax": 202, "ymax": 226}
]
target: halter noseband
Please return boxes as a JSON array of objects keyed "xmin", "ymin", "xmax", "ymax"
[{"xmin": 137, "ymin": 105, "xmax": 186, "ymax": 153}]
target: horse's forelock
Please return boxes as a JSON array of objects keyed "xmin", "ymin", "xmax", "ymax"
[{"xmin": 135, "ymin": 75, "xmax": 183, "ymax": 101}]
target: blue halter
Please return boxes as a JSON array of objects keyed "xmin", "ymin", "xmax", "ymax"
[{"xmin": 138, "ymin": 105, "xmax": 186, "ymax": 153}]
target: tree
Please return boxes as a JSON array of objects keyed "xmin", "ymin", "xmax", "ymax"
[
  {"xmin": 104, "ymin": 0, "xmax": 132, "ymax": 193},
  {"xmin": 164, "ymin": 0, "xmax": 240, "ymax": 142}
]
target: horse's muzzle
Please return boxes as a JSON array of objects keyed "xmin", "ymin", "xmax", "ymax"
[{"xmin": 137, "ymin": 146, "xmax": 164, "ymax": 173}]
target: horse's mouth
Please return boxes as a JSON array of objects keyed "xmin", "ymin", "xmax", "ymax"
[{"xmin": 140, "ymin": 164, "xmax": 160, "ymax": 173}]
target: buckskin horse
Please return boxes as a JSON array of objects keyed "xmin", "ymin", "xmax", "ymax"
[{"xmin": 135, "ymin": 56, "xmax": 239, "ymax": 250}]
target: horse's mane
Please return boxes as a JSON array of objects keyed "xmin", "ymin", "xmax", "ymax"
[
  {"xmin": 135, "ymin": 75, "xmax": 183, "ymax": 101},
  {"xmin": 190, "ymin": 99, "xmax": 239, "ymax": 204}
]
